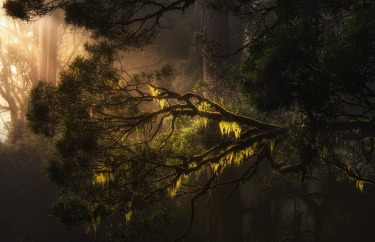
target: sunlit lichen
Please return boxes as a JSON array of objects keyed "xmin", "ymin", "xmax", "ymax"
[
  {"xmin": 93, "ymin": 166, "xmax": 114, "ymax": 185},
  {"xmin": 188, "ymin": 162, "xmax": 197, "ymax": 169},
  {"xmin": 125, "ymin": 211, "xmax": 132, "ymax": 222},
  {"xmin": 125, "ymin": 201, "xmax": 133, "ymax": 222},
  {"xmin": 169, "ymin": 175, "xmax": 183, "ymax": 197},
  {"xmin": 149, "ymin": 85, "xmax": 166, "ymax": 108},
  {"xmin": 269, "ymin": 139, "xmax": 275, "ymax": 154},
  {"xmin": 216, "ymin": 144, "xmax": 257, "ymax": 170},
  {"xmin": 197, "ymin": 102, "xmax": 211, "ymax": 112},
  {"xmin": 356, "ymin": 180, "xmax": 364, "ymax": 192},
  {"xmin": 197, "ymin": 102, "xmax": 211, "ymax": 127},
  {"xmin": 211, "ymin": 163, "xmax": 221, "ymax": 172},
  {"xmin": 149, "ymin": 85, "xmax": 158, "ymax": 96},
  {"xmin": 94, "ymin": 173, "xmax": 106, "ymax": 184},
  {"xmin": 219, "ymin": 121, "xmax": 241, "ymax": 139},
  {"xmin": 201, "ymin": 117, "xmax": 208, "ymax": 127},
  {"xmin": 159, "ymin": 99, "xmax": 166, "ymax": 108}
]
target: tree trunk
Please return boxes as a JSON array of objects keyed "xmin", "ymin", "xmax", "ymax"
[
  {"xmin": 201, "ymin": 4, "xmax": 243, "ymax": 241},
  {"xmin": 38, "ymin": 12, "xmax": 60, "ymax": 85}
]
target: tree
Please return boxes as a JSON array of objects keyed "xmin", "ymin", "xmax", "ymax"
[
  {"xmin": 0, "ymin": 3, "xmax": 88, "ymax": 135},
  {"xmin": 9, "ymin": 0, "xmax": 375, "ymax": 240},
  {"xmin": 0, "ymin": 14, "xmax": 38, "ymax": 124}
]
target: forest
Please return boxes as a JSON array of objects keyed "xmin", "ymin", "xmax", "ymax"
[{"xmin": 1, "ymin": 0, "xmax": 375, "ymax": 241}]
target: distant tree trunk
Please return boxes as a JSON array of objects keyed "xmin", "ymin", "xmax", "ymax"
[
  {"xmin": 0, "ymin": 88, "xmax": 18, "ymax": 122},
  {"xmin": 200, "ymin": 0, "xmax": 207, "ymax": 84},
  {"xmin": 38, "ymin": 12, "xmax": 60, "ymax": 85},
  {"xmin": 201, "ymin": 5, "xmax": 243, "ymax": 241}
]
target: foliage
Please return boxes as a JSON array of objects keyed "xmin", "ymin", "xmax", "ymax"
[{"xmin": 105, "ymin": 210, "xmax": 171, "ymax": 242}]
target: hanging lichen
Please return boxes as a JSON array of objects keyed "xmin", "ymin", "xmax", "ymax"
[
  {"xmin": 219, "ymin": 121, "xmax": 241, "ymax": 139},
  {"xmin": 201, "ymin": 117, "xmax": 208, "ymax": 127},
  {"xmin": 356, "ymin": 180, "xmax": 364, "ymax": 192},
  {"xmin": 169, "ymin": 175, "xmax": 183, "ymax": 197},
  {"xmin": 88, "ymin": 107, "xmax": 94, "ymax": 118},
  {"xmin": 93, "ymin": 166, "xmax": 114, "ymax": 185},
  {"xmin": 149, "ymin": 85, "xmax": 159, "ymax": 97},
  {"xmin": 188, "ymin": 161, "xmax": 198, "ymax": 169},
  {"xmin": 214, "ymin": 144, "xmax": 257, "ymax": 172},
  {"xmin": 197, "ymin": 102, "xmax": 211, "ymax": 127},
  {"xmin": 197, "ymin": 101, "xmax": 211, "ymax": 112},
  {"xmin": 94, "ymin": 173, "xmax": 107, "ymax": 184},
  {"xmin": 269, "ymin": 139, "xmax": 275, "ymax": 154},
  {"xmin": 149, "ymin": 85, "xmax": 166, "ymax": 108},
  {"xmin": 125, "ymin": 201, "xmax": 133, "ymax": 222},
  {"xmin": 159, "ymin": 98, "xmax": 166, "ymax": 108},
  {"xmin": 125, "ymin": 211, "xmax": 132, "ymax": 222},
  {"xmin": 211, "ymin": 163, "xmax": 221, "ymax": 173}
]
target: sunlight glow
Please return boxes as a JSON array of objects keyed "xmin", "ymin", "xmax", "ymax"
[
  {"xmin": 26, "ymin": 31, "xmax": 33, "ymax": 37},
  {"xmin": 10, "ymin": 65, "xmax": 17, "ymax": 74},
  {"xmin": 0, "ymin": 18, "xmax": 7, "ymax": 27}
]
